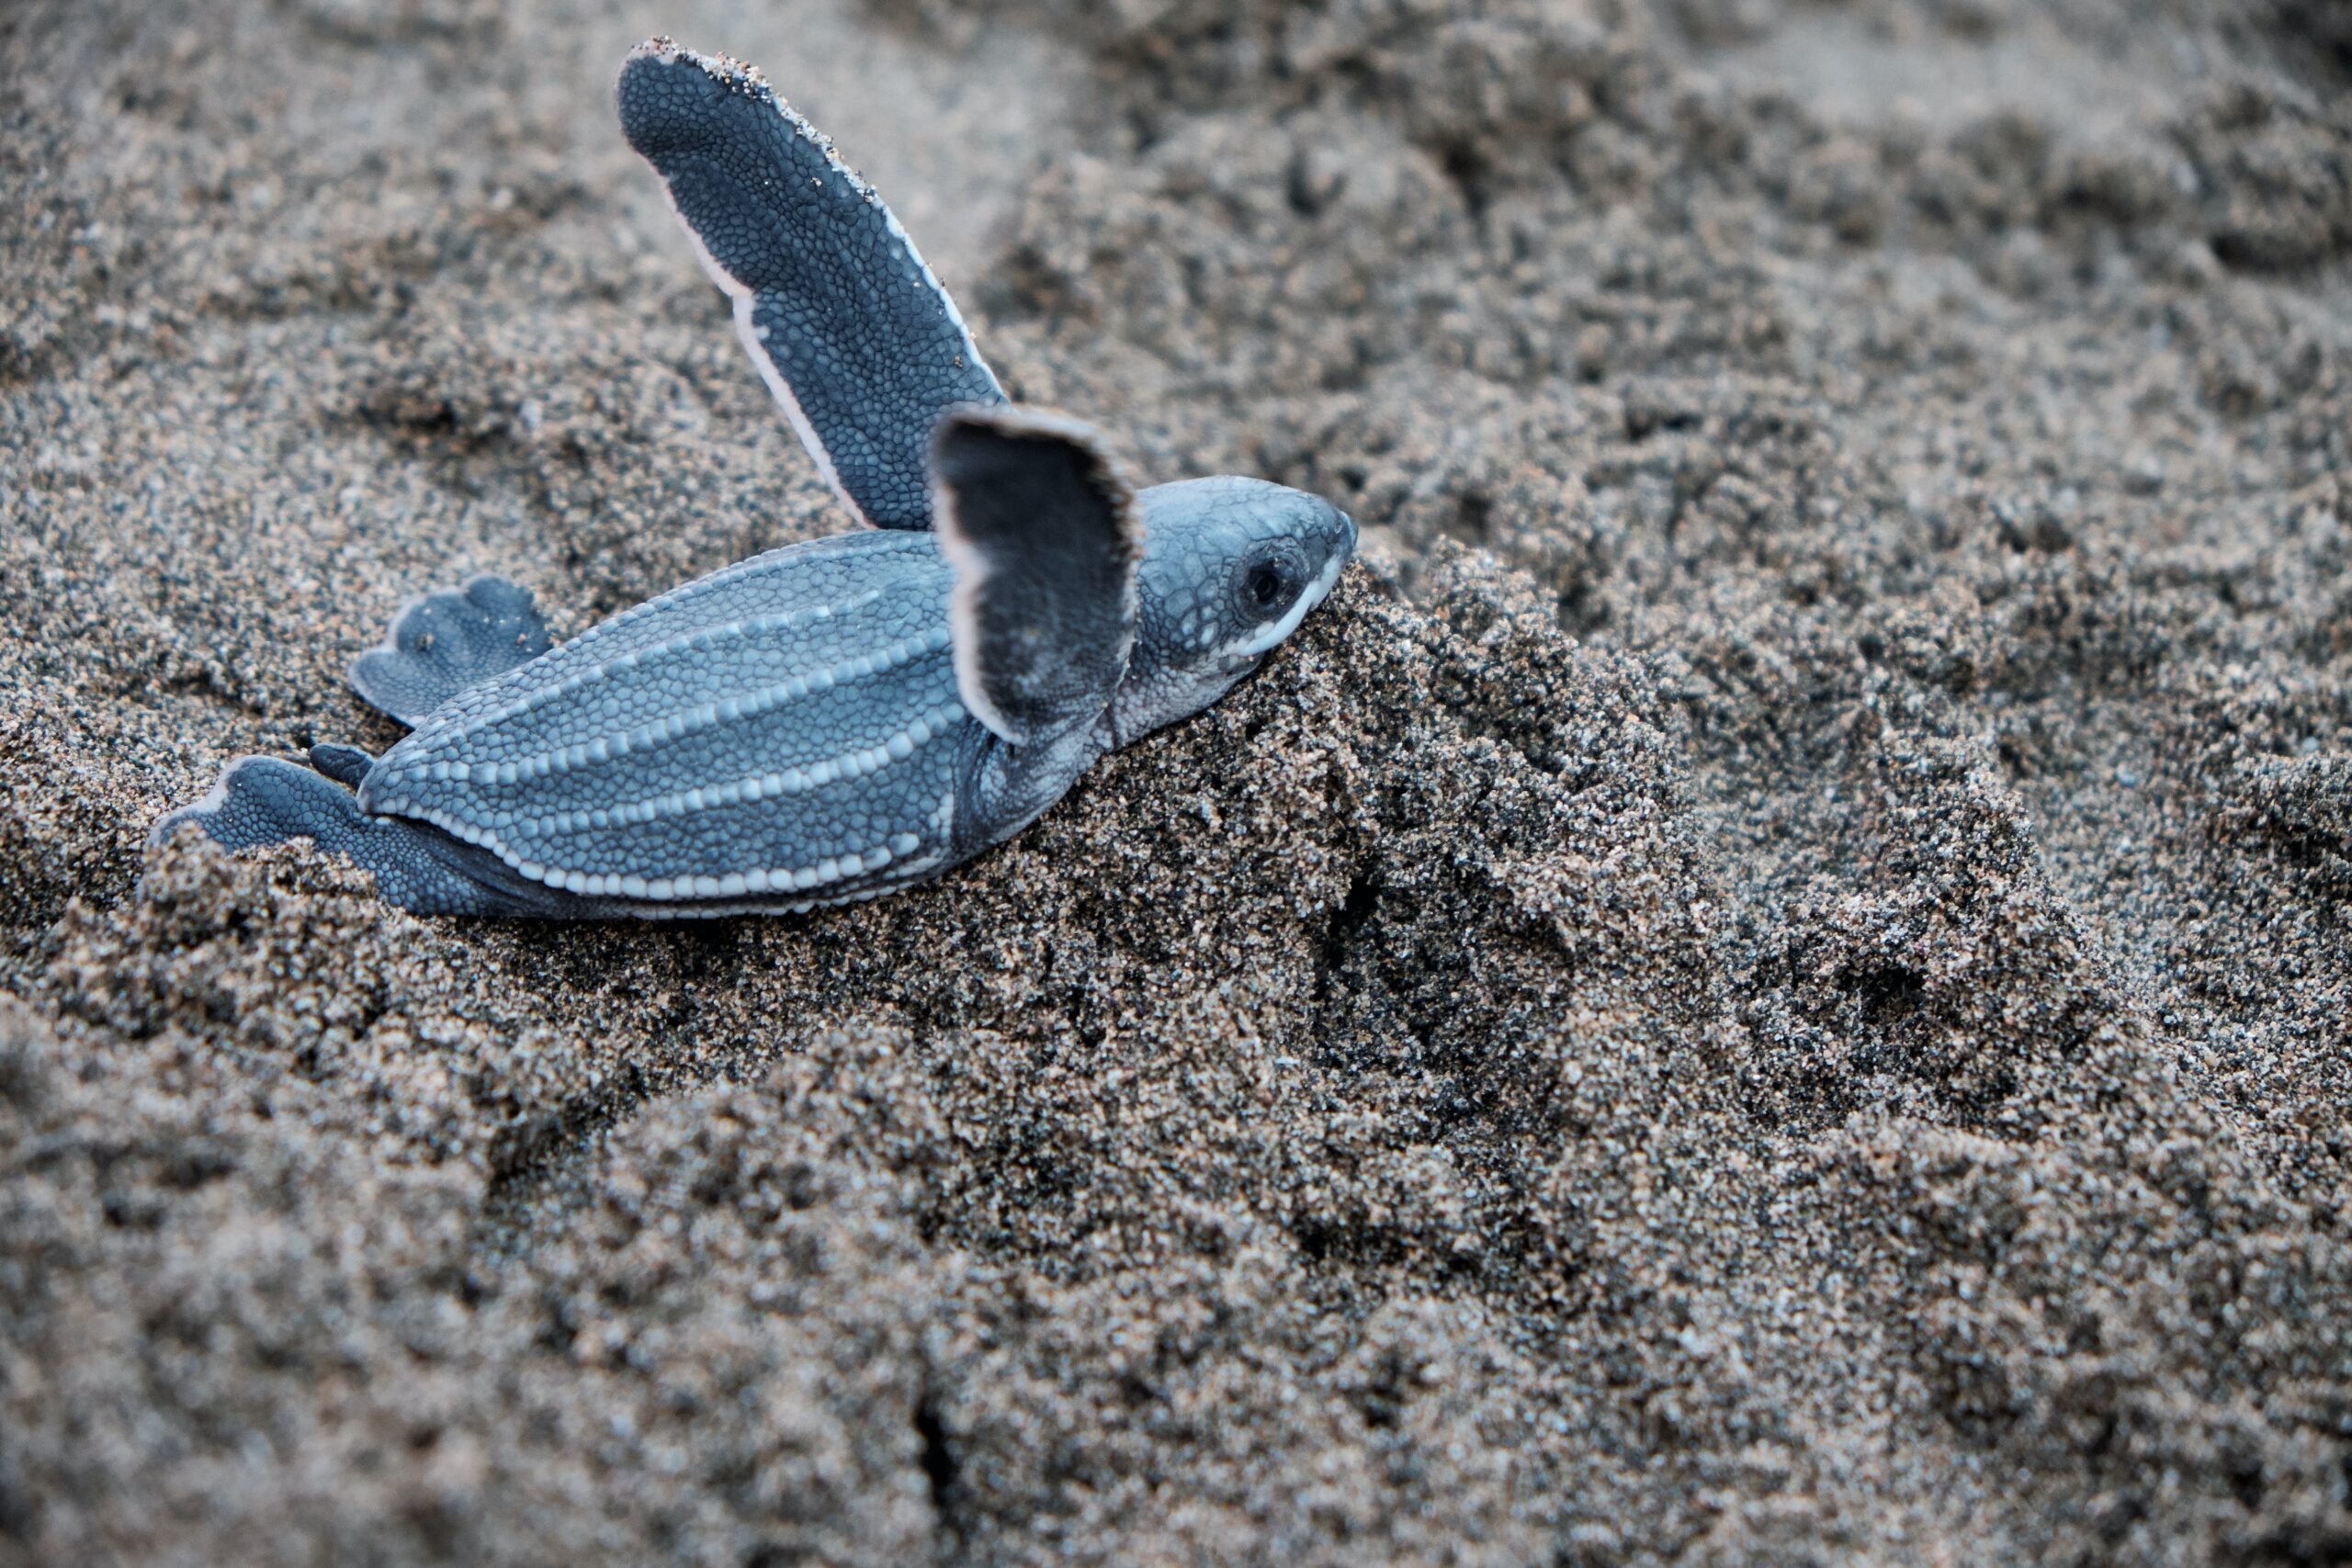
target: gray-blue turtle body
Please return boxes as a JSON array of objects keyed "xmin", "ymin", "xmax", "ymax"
[{"xmin": 152, "ymin": 41, "xmax": 1355, "ymax": 919}]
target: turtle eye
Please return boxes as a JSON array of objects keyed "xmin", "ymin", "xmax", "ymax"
[{"xmin": 1244, "ymin": 562, "xmax": 1295, "ymax": 614}]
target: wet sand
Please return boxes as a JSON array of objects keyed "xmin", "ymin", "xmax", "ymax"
[{"xmin": 4, "ymin": 0, "xmax": 2350, "ymax": 1562}]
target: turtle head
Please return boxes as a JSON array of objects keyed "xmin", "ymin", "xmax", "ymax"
[{"xmin": 1109, "ymin": 476, "xmax": 1357, "ymax": 746}]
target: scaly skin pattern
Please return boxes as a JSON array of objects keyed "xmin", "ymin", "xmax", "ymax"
[
  {"xmin": 348, "ymin": 469, "xmax": 1351, "ymax": 916},
  {"xmin": 1114, "ymin": 476, "xmax": 1357, "ymax": 746},
  {"xmin": 365, "ymin": 532, "xmax": 980, "ymax": 908},
  {"xmin": 152, "ymin": 472, "xmax": 1353, "ymax": 921},
  {"xmin": 616, "ymin": 41, "xmax": 1004, "ymax": 532},
  {"xmin": 147, "ymin": 40, "xmax": 1358, "ymax": 921}
]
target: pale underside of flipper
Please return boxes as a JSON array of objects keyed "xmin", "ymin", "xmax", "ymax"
[
  {"xmin": 617, "ymin": 39, "xmax": 1006, "ymax": 532},
  {"xmin": 933, "ymin": 408, "xmax": 1142, "ymax": 746},
  {"xmin": 348, "ymin": 576, "xmax": 553, "ymax": 728}
]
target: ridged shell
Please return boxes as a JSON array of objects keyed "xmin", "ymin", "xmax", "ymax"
[{"xmin": 360, "ymin": 531, "xmax": 977, "ymax": 902}]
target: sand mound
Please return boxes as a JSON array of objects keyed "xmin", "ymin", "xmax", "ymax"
[{"xmin": 5, "ymin": 0, "xmax": 2349, "ymax": 1562}]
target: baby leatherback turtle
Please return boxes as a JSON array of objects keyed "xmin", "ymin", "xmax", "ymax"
[{"xmin": 152, "ymin": 39, "xmax": 1356, "ymax": 919}]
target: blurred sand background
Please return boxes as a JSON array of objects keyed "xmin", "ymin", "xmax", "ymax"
[{"xmin": 4, "ymin": 0, "xmax": 2351, "ymax": 1562}]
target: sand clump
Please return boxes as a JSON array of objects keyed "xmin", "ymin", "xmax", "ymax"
[{"xmin": 5, "ymin": 0, "xmax": 2352, "ymax": 1562}]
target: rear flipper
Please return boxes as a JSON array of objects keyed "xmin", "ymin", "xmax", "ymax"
[
  {"xmin": 348, "ymin": 576, "xmax": 552, "ymax": 727},
  {"xmin": 148, "ymin": 757, "xmax": 586, "ymax": 918},
  {"xmin": 309, "ymin": 742, "xmax": 374, "ymax": 788}
]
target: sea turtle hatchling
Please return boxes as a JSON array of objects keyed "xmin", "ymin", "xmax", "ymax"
[{"xmin": 151, "ymin": 39, "xmax": 1357, "ymax": 919}]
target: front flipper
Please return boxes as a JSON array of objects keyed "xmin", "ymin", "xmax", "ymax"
[
  {"xmin": 149, "ymin": 757, "xmax": 583, "ymax": 918},
  {"xmin": 933, "ymin": 408, "xmax": 1142, "ymax": 745},
  {"xmin": 617, "ymin": 39, "xmax": 1007, "ymax": 532},
  {"xmin": 348, "ymin": 576, "xmax": 552, "ymax": 727}
]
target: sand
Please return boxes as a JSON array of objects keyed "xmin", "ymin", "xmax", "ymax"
[{"xmin": 4, "ymin": 0, "xmax": 2350, "ymax": 1562}]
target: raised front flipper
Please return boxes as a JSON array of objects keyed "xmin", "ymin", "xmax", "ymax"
[
  {"xmin": 348, "ymin": 576, "xmax": 552, "ymax": 728},
  {"xmin": 617, "ymin": 39, "xmax": 1006, "ymax": 532},
  {"xmin": 149, "ymin": 758, "xmax": 582, "ymax": 918},
  {"xmin": 934, "ymin": 408, "xmax": 1141, "ymax": 745}
]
